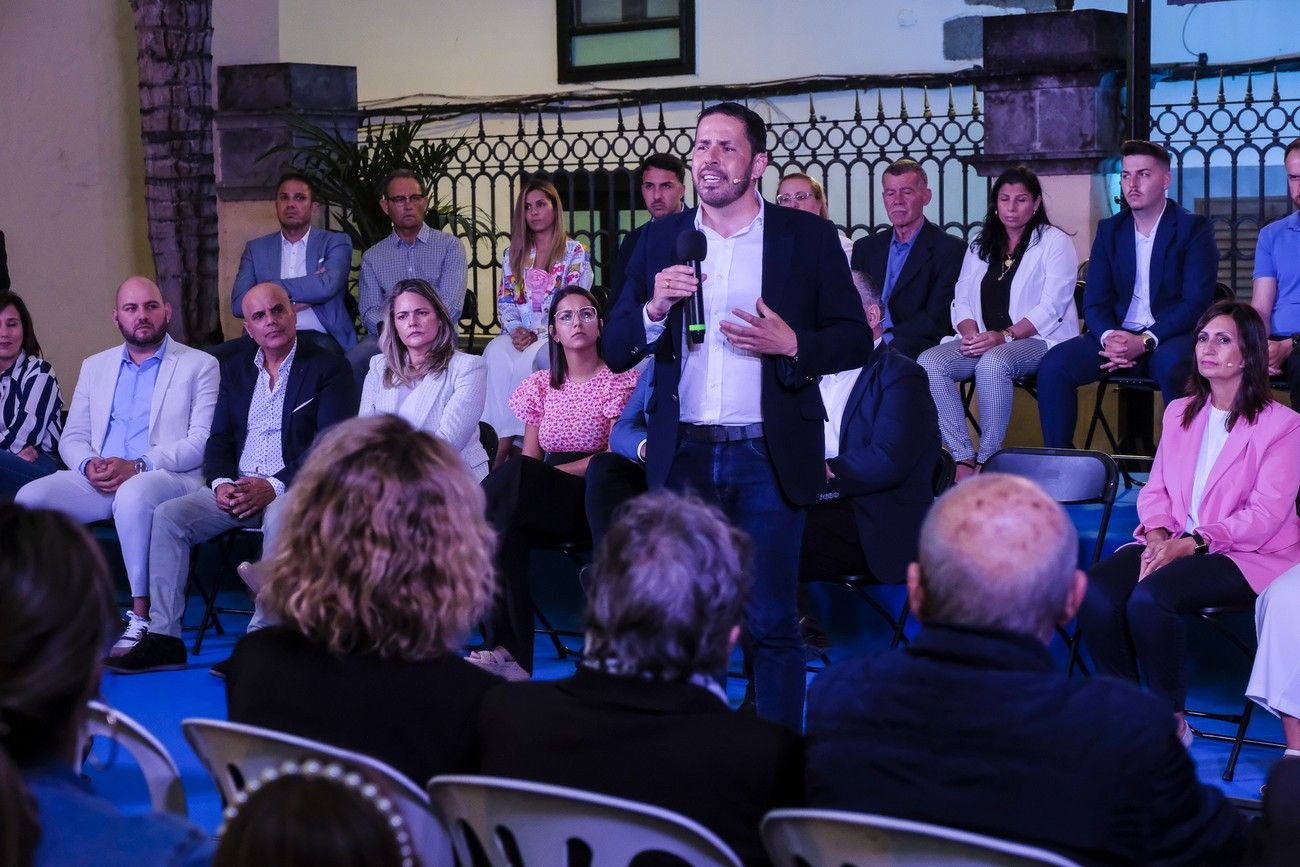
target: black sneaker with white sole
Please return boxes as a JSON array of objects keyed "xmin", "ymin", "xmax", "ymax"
[{"xmin": 105, "ymin": 633, "xmax": 187, "ymax": 674}]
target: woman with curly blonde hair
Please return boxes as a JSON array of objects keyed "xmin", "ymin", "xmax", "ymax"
[{"xmin": 225, "ymin": 414, "xmax": 499, "ymax": 786}]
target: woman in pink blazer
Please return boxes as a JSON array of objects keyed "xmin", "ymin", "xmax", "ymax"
[{"xmin": 1078, "ymin": 300, "xmax": 1300, "ymax": 746}]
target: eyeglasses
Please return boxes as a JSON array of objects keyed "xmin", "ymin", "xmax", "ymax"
[
  {"xmin": 776, "ymin": 191, "xmax": 816, "ymax": 205},
  {"xmin": 385, "ymin": 193, "xmax": 426, "ymax": 205},
  {"xmin": 555, "ymin": 306, "xmax": 598, "ymax": 325}
]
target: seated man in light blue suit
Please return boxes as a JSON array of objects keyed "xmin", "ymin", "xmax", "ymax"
[
  {"xmin": 584, "ymin": 367, "xmax": 650, "ymax": 544},
  {"xmin": 213, "ymin": 171, "xmax": 355, "ymax": 360}
]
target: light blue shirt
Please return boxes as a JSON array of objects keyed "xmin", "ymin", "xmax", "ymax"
[
  {"xmin": 1254, "ymin": 210, "xmax": 1300, "ymax": 335},
  {"xmin": 881, "ymin": 231, "xmax": 919, "ymax": 339},
  {"xmin": 99, "ymin": 336, "xmax": 168, "ymax": 466}
]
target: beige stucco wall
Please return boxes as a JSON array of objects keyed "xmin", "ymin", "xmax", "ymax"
[{"xmin": 0, "ymin": 0, "xmax": 153, "ymax": 398}]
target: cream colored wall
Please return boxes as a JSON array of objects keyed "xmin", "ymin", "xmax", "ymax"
[{"xmin": 0, "ymin": 0, "xmax": 153, "ymax": 398}]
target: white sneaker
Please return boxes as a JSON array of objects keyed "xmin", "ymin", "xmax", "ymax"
[{"xmin": 110, "ymin": 612, "xmax": 150, "ymax": 658}]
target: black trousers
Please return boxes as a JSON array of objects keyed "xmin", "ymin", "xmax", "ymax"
[
  {"xmin": 583, "ymin": 452, "xmax": 647, "ymax": 547},
  {"xmin": 1282, "ymin": 343, "xmax": 1300, "ymax": 410},
  {"xmin": 1077, "ymin": 543, "xmax": 1255, "ymax": 713},
  {"xmin": 481, "ymin": 455, "xmax": 589, "ymax": 673},
  {"xmin": 798, "ymin": 498, "xmax": 872, "ymax": 583}
]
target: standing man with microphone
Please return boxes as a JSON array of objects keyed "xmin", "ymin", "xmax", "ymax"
[{"xmin": 604, "ymin": 102, "xmax": 871, "ymax": 730}]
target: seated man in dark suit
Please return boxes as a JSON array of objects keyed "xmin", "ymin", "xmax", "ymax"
[
  {"xmin": 850, "ymin": 158, "xmax": 965, "ymax": 359},
  {"xmin": 805, "ymin": 473, "xmax": 1247, "ymax": 866},
  {"xmin": 108, "ymin": 283, "xmax": 357, "ymax": 674},
  {"xmin": 800, "ymin": 268, "xmax": 939, "ymax": 586},
  {"xmin": 478, "ymin": 489, "xmax": 803, "ymax": 865},
  {"xmin": 1037, "ymin": 139, "xmax": 1218, "ymax": 447},
  {"xmin": 583, "ymin": 369, "xmax": 650, "ymax": 545}
]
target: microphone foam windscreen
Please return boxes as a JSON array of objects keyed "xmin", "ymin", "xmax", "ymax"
[{"xmin": 675, "ymin": 229, "xmax": 708, "ymax": 264}]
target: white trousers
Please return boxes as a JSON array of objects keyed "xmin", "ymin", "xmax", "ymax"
[
  {"xmin": 481, "ymin": 331, "xmax": 546, "ymax": 439},
  {"xmin": 1246, "ymin": 564, "xmax": 1300, "ymax": 720},
  {"xmin": 15, "ymin": 468, "xmax": 199, "ymax": 597}
]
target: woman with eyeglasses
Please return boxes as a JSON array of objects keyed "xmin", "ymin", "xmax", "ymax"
[
  {"xmin": 470, "ymin": 286, "xmax": 639, "ymax": 680},
  {"xmin": 481, "ymin": 177, "xmax": 593, "ymax": 468},
  {"xmin": 361, "ymin": 278, "xmax": 490, "ymax": 480},
  {"xmin": 777, "ymin": 172, "xmax": 854, "ymax": 261}
]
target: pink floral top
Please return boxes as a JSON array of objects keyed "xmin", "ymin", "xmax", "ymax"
[
  {"xmin": 497, "ymin": 238, "xmax": 593, "ymax": 333},
  {"xmin": 509, "ymin": 367, "xmax": 640, "ymax": 454}
]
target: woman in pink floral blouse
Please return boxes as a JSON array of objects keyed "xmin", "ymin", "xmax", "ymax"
[
  {"xmin": 470, "ymin": 286, "xmax": 639, "ymax": 679},
  {"xmin": 481, "ymin": 178, "xmax": 593, "ymax": 467}
]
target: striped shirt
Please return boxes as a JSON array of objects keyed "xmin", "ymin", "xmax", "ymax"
[{"xmin": 0, "ymin": 351, "xmax": 63, "ymax": 454}]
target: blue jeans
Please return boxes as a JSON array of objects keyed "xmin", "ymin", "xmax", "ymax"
[
  {"xmin": 666, "ymin": 435, "xmax": 807, "ymax": 730},
  {"xmin": 0, "ymin": 449, "xmax": 58, "ymax": 500}
]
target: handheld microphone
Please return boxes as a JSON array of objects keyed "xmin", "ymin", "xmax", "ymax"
[{"xmin": 676, "ymin": 229, "xmax": 708, "ymax": 346}]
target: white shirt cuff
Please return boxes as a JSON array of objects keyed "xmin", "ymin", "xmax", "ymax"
[{"xmin": 642, "ymin": 304, "xmax": 667, "ymax": 343}]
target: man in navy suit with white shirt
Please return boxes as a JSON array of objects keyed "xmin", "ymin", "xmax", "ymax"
[
  {"xmin": 222, "ymin": 172, "xmax": 355, "ymax": 356},
  {"xmin": 1037, "ymin": 140, "xmax": 1218, "ymax": 447},
  {"xmin": 604, "ymin": 102, "xmax": 871, "ymax": 729}
]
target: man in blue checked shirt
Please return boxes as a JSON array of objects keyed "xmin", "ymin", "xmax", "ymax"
[{"xmin": 346, "ymin": 167, "xmax": 469, "ymax": 388}]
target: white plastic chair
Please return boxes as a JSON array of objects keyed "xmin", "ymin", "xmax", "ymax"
[
  {"xmin": 182, "ymin": 718, "xmax": 448, "ymax": 865},
  {"xmin": 428, "ymin": 774, "xmax": 743, "ymax": 867},
  {"xmin": 761, "ymin": 809, "xmax": 1083, "ymax": 867},
  {"xmin": 82, "ymin": 700, "xmax": 188, "ymax": 817}
]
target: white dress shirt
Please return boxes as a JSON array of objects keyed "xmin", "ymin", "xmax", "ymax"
[
  {"xmin": 281, "ymin": 227, "xmax": 324, "ymax": 333},
  {"xmin": 643, "ymin": 195, "xmax": 766, "ymax": 425},
  {"xmin": 1185, "ymin": 404, "xmax": 1231, "ymax": 533},
  {"xmin": 1105, "ymin": 201, "xmax": 1167, "ymax": 345}
]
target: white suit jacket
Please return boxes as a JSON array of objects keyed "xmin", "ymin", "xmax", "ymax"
[
  {"xmin": 948, "ymin": 224, "xmax": 1081, "ymax": 347},
  {"xmin": 59, "ymin": 338, "xmax": 220, "ymax": 479},
  {"xmin": 360, "ymin": 350, "xmax": 490, "ymax": 481}
]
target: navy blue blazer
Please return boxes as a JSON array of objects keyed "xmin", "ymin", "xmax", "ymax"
[
  {"xmin": 805, "ymin": 623, "xmax": 1246, "ymax": 866},
  {"xmin": 849, "ymin": 220, "xmax": 965, "ymax": 359},
  {"xmin": 1083, "ymin": 199, "xmax": 1218, "ymax": 342},
  {"xmin": 604, "ymin": 204, "xmax": 872, "ymax": 506},
  {"xmin": 231, "ymin": 228, "xmax": 356, "ymax": 350},
  {"xmin": 827, "ymin": 343, "xmax": 938, "ymax": 584},
  {"xmin": 204, "ymin": 339, "xmax": 357, "ymax": 489}
]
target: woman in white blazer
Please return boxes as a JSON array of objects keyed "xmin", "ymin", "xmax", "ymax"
[
  {"xmin": 918, "ymin": 166, "xmax": 1079, "ymax": 479},
  {"xmin": 361, "ymin": 278, "xmax": 490, "ymax": 481}
]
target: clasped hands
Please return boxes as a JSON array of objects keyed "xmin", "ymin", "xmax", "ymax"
[
  {"xmin": 958, "ymin": 330, "xmax": 1002, "ymax": 357},
  {"xmin": 649, "ymin": 264, "xmax": 798, "ymax": 357},
  {"xmin": 83, "ymin": 456, "xmax": 139, "ymax": 493},
  {"xmin": 1138, "ymin": 529, "xmax": 1196, "ymax": 580},
  {"xmin": 1099, "ymin": 331, "xmax": 1148, "ymax": 372},
  {"xmin": 214, "ymin": 477, "xmax": 276, "ymax": 520}
]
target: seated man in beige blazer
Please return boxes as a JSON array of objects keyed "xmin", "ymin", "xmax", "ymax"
[{"xmin": 17, "ymin": 276, "xmax": 219, "ymax": 655}]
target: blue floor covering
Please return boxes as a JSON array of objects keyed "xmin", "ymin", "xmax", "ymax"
[{"xmin": 90, "ymin": 479, "xmax": 1285, "ymax": 836}]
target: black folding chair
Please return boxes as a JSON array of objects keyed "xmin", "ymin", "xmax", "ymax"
[{"xmin": 981, "ymin": 447, "xmax": 1120, "ymax": 676}]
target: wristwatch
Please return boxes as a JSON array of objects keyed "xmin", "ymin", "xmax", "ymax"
[
  {"xmin": 1190, "ymin": 530, "xmax": 1208, "ymax": 556},
  {"xmin": 1142, "ymin": 334, "xmax": 1157, "ymax": 353},
  {"xmin": 133, "ymin": 457, "xmax": 147, "ymax": 475},
  {"xmin": 1002, "ymin": 329, "xmax": 1015, "ymax": 343}
]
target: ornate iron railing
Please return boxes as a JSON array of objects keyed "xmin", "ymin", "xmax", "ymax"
[
  {"xmin": 359, "ymin": 62, "xmax": 1300, "ymax": 341},
  {"xmin": 360, "ymin": 82, "xmax": 986, "ymax": 345}
]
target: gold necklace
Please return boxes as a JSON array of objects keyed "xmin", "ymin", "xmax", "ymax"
[{"xmin": 998, "ymin": 251, "xmax": 1018, "ymax": 280}]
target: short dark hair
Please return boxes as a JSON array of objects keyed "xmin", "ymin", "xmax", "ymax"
[
  {"xmin": 1120, "ymin": 139, "xmax": 1172, "ymax": 168},
  {"xmin": 0, "ymin": 291, "xmax": 43, "ymax": 358},
  {"xmin": 883, "ymin": 158, "xmax": 928, "ymax": 186},
  {"xmin": 640, "ymin": 153, "xmax": 686, "ymax": 184},
  {"xmin": 380, "ymin": 167, "xmax": 422, "ymax": 199},
  {"xmin": 697, "ymin": 102, "xmax": 767, "ymax": 156},
  {"xmin": 276, "ymin": 171, "xmax": 316, "ymax": 202},
  {"xmin": 1284, "ymin": 137, "xmax": 1300, "ymax": 162}
]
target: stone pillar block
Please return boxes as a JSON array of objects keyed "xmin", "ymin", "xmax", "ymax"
[
  {"xmin": 214, "ymin": 63, "xmax": 359, "ymax": 201},
  {"xmin": 971, "ymin": 10, "xmax": 1127, "ymax": 177}
]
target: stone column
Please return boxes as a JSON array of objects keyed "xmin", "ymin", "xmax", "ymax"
[
  {"xmin": 213, "ymin": 63, "xmax": 358, "ymax": 339},
  {"xmin": 970, "ymin": 9, "xmax": 1135, "ymax": 450}
]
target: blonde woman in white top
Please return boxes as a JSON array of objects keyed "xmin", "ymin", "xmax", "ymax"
[
  {"xmin": 918, "ymin": 165, "xmax": 1079, "ymax": 479},
  {"xmin": 361, "ymin": 278, "xmax": 489, "ymax": 480}
]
